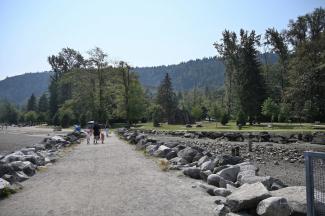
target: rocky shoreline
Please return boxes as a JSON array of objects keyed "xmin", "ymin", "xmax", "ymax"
[
  {"xmin": 117, "ymin": 128, "xmax": 316, "ymax": 216},
  {"xmin": 0, "ymin": 131, "xmax": 85, "ymax": 198}
]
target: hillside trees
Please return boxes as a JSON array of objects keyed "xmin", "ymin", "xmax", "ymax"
[{"xmin": 27, "ymin": 94, "xmax": 37, "ymax": 111}]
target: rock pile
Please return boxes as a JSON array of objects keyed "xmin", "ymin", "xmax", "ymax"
[
  {"xmin": 0, "ymin": 131, "xmax": 85, "ymax": 197},
  {"xmin": 134, "ymin": 129, "xmax": 325, "ymax": 145},
  {"xmin": 118, "ymin": 128, "xmax": 308, "ymax": 216}
]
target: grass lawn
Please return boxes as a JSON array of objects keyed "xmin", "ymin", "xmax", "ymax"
[{"xmin": 133, "ymin": 121, "xmax": 325, "ymax": 132}]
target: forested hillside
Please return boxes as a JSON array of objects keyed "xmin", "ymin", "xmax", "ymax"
[
  {"xmin": 134, "ymin": 57, "xmax": 225, "ymax": 91},
  {"xmin": 0, "ymin": 57, "xmax": 227, "ymax": 104},
  {"xmin": 0, "ymin": 72, "xmax": 50, "ymax": 105}
]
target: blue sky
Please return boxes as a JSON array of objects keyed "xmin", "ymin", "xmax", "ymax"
[{"xmin": 0, "ymin": 0, "xmax": 324, "ymax": 80}]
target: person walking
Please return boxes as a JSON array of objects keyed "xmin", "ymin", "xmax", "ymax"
[
  {"xmin": 105, "ymin": 125, "xmax": 109, "ymax": 138},
  {"xmin": 93, "ymin": 123, "xmax": 100, "ymax": 144},
  {"xmin": 100, "ymin": 129, "xmax": 105, "ymax": 144},
  {"xmin": 86, "ymin": 128, "xmax": 91, "ymax": 144}
]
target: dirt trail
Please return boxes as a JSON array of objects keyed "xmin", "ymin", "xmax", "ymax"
[{"xmin": 0, "ymin": 133, "xmax": 215, "ymax": 216}]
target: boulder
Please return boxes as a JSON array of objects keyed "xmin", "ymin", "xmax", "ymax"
[
  {"xmin": 136, "ymin": 140, "xmax": 149, "ymax": 151},
  {"xmin": 200, "ymin": 170, "xmax": 212, "ymax": 181},
  {"xmin": 201, "ymin": 160, "xmax": 215, "ymax": 172},
  {"xmin": 177, "ymin": 147, "xmax": 198, "ymax": 163},
  {"xmin": 239, "ymin": 176, "xmax": 273, "ymax": 189},
  {"xmin": 0, "ymin": 151, "xmax": 25, "ymax": 163},
  {"xmin": 10, "ymin": 161, "xmax": 36, "ymax": 176},
  {"xmin": 215, "ymin": 196, "xmax": 227, "ymax": 205},
  {"xmin": 145, "ymin": 145, "xmax": 159, "ymax": 155},
  {"xmin": 164, "ymin": 141, "xmax": 179, "ymax": 148},
  {"xmin": 207, "ymin": 174, "xmax": 221, "ymax": 187},
  {"xmin": 0, "ymin": 178, "xmax": 10, "ymax": 190},
  {"xmin": 12, "ymin": 171, "xmax": 29, "ymax": 182},
  {"xmin": 166, "ymin": 151, "xmax": 178, "ymax": 160},
  {"xmin": 183, "ymin": 167, "xmax": 201, "ymax": 179},
  {"xmin": 217, "ymin": 166, "xmax": 240, "ymax": 182},
  {"xmin": 214, "ymin": 188, "xmax": 232, "ymax": 197},
  {"xmin": 2, "ymin": 174, "xmax": 15, "ymax": 184},
  {"xmin": 256, "ymin": 197, "xmax": 291, "ymax": 216},
  {"xmin": 153, "ymin": 145, "xmax": 171, "ymax": 158},
  {"xmin": 213, "ymin": 155, "xmax": 243, "ymax": 166},
  {"xmin": 197, "ymin": 155, "xmax": 210, "ymax": 167},
  {"xmin": 237, "ymin": 170, "xmax": 256, "ymax": 182},
  {"xmin": 226, "ymin": 182, "xmax": 271, "ymax": 212},
  {"xmin": 169, "ymin": 157, "xmax": 189, "ymax": 165},
  {"xmin": 197, "ymin": 182, "xmax": 217, "ymax": 196},
  {"xmin": 270, "ymin": 186, "xmax": 306, "ymax": 215},
  {"xmin": 214, "ymin": 204, "xmax": 230, "ymax": 216},
  {"xmin": 0, "ymin": 163, "xmax": 15, "ymax": 177}
]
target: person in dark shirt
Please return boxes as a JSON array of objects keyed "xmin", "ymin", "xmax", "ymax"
[{"xmin": 93, "ymin": 123, "xmax": 100, "ymax": 144}]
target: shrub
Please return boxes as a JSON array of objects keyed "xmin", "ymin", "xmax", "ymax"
[
  {"xmin": 220, "ymin": 113, "xmax": 229, "ymax": 125},
  {"xmin": 236, "ymin": 110, "xmax": 247, "ymax": 126},
  {"xmin": 158, "ymin": 159, "xmax": 170, "ymax": 171}
]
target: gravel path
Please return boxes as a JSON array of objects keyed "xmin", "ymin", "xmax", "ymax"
[{"xmin": 0, "ymin": 133, "xmax": 215, "ymax": 216}]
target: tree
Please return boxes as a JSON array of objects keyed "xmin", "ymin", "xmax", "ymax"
[
  {"xmin": 214, "ymin": 30, "xmax": 239, "ymax": 115},
  {"xmin": 261, "ymin": 97, "xmax": 279, "ymax": 122},
  {"xmin": 118, "ymin": 61, "xmax": 132, "ymax": 126},
  {"xmin": 220, "ymin": 113, "xmax": 229, "ymax": 126},
  {"xmin": 27, "ymin": 94, "xmax": 37, "ymax": 111},
  {"xmin": 87, "ymin": 47, "xmax": 108, "ymax": 122},
  {"xmin": 24, "ymin": 111, "xmax": 38, "ymax": 125},
  {"xmin": 209, "ymin": 104, "xmax": 222, "ymax": 126},
  {"xmin": 191, "ymin": 105, "xmax": 202, "ymax": 122},
  {"xmin": 48, "ymin": 47, "xmax": 85, "ymax": 120},
  {"xmin": 38, "ymin": 93, "xmax": 49, "ymax": 112},
  {"xmin": 0, "ymin": 101, "xmax": 19, "ymax": 124},
  {"xmin": 265, "ymin": 28, "xmax": 289, "ymax": 98},
  {"xmin": 149, "ymin": 104, "xmax": 163, "ymax": 127},
  {"xmin": 156, "ymin": 73, "xmax": 177, "ymax": 124}
]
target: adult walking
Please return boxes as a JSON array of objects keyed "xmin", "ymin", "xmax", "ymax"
[{"xmin": 93, "ymin": 123, "xmax": 100, "ymax": 144}]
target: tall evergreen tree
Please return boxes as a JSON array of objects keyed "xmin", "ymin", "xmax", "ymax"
[
  {"xmin": 156, "ymin": 73, "xmax": 177, "ymax": 124},
  {"xmin": 27, "ymin": 94, "xmax": 37, "ymax": 111},
  {"xmin": 38, "ymin": 93, "xmax": 49, "ymax": 112}
]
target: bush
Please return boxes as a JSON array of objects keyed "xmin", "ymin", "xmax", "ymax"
[
  {"xmin": 220, "ymin": 113, "xmax": 229, "ymax": 125},
  {"xmin": 236, "ymin": 110, "xmax": 246, "ymax": 126},
  {"xmin": 24, "ymin": 111, "xmax": 38, "ymax": 125},
  {"xmin": 150, "ymin": 105, "xmax": 163, "ymax": 127}
]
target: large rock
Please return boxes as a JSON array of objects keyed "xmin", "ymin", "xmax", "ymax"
[
  {"xmin": 214, "ymin": 188, "xmax": 232, "ymax": 197},
  {"xmin": 201, "ymin": 160, "xmax": 215, "ymax": 172},
  {"xmin": 169, "ymin": 157, "xmax": 189, "ymax": 165},
  {"xmin": 240, "ymin": 176, "xmax": 273, "ymax": 189},
  {"xmin": 256, "ymin": 197, "xmax": 291, "ymax": 216},
  {"xmin": 237, "ymin": 170, "xmax": 256, "ymax": 182},
  {"xmin": 10, "ymin": 161, "xmax": 36, "ymax": 176},
  {"xmin": 0, "ymin": 178, "xmax": 10, "ymax": 190},
  {"xmin": 183, "ymin": 167, "xmax": 201, "ymax": 179},
  {"xmin": 270, "ymin": 186, "xmax": 306, "ymax": 215},
  {"xmin": 153, "ymin": 145, "xmax": 171, "ymax": 158},
  {"xmin": 226, "ymin": 212, "xmax": 253, "ymax": 216},
  {"xmin": 0, "ymin": 163, "xmax": 15, "ymax": 177},
  {"xmin": 0, "ymin": 151, "xmax": 25, "ymax": 163},
  {"xmin": 200, "ymin": 170, "xmax": 212, "ymax": 181},
  {"xmin": 226, "ymin": 182, "xmax": 271, "ymax": 212},
  {"xmin": 135, "ymin": 139, "xmax": 148, "ymax": 150},
  {"xmin": 163, "ymin": 141, "xmax": 179, "ymax": 148},
  {"xmin": 207, "ymin": 174, "xmax": 221, "ymax": 187},
  {"xmin": 145, "ymin": 145, "xmax": 159, "ymax": 155},
  {"xmin": 12, "ymin": 171, "xmax": 29, "ymax": 182},
  {"xmin": 214, "ymin": 204, "xmax": 230, "ymax": 216},
  {"xmin": 197, "ymin": 155, "xmax": 210, "ymax": 167},
  {"xmin": 177, "ymin": 147, "xmax": 198, "ymax": 163},
  {"xmin": 197, "ymin": 182, "xmax": 217, "ymax": 196},
  {"xmin": 217, "ymin": 166, "xmax": 240, "ymax": 182},
  {"xmin": 213, "ymin": 155, "xmax": 243, "ymax": 166},
  {"xmin": 312, "ymin": 132, "xmax": 325, "ymax": 145},
  {"xmin": 166, "ymin": 150, "xmax": 178, "ymax": 160}
]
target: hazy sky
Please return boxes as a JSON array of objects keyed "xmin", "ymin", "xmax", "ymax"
[{"xmin": 0, "ymin": 0, "xmax": 324, "ymax": 80}]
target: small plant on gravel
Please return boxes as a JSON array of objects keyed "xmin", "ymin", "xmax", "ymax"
[
  {"xmin": 158, "ymin": 159, "xmax": 170, "ymax": 171},
  {"xmin": 0, "ymin": 187, "xmax": 15, "ymax": 198}
]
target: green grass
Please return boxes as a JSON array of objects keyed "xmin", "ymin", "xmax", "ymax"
[{"xmin": 133, "ymin": 121, "xmax": 325, "ymax": 132}]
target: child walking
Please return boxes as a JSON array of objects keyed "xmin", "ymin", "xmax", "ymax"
[{"xmin": 100, "ymin": 129, "xmax": 105, "ymax": 144}]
